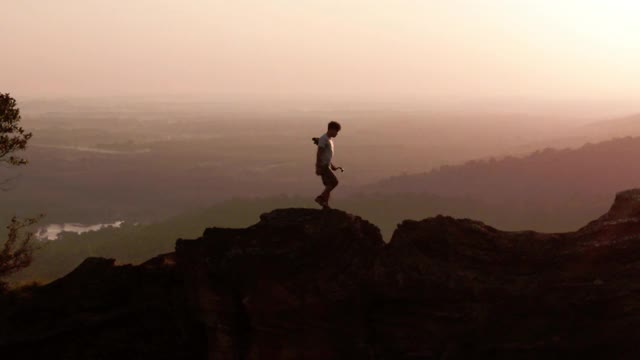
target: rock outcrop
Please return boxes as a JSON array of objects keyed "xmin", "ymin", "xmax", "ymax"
[
  {"xmin": 0, "ymin": 254, "xmax": 206, "ymax": 359},
  {"xmin": 4, "ymin": 190, "xmax": 640, "ymax": 359},
  {"xmin": 176, "ymin": 208, "xmax": 384, "ymax": 359}
]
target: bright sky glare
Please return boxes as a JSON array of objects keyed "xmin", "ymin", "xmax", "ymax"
[{"xmin": 2, "ymin": 0, "xmax": 639, "ymax": 101}]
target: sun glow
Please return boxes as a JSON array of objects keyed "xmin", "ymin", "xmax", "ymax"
[{"xmin": 533, "ymin": 0, "xmax": 640, "ymax": 51}]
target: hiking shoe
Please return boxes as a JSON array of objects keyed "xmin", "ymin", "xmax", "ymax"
[{"xmin": 315, "ymin": 196, "xmax": 330, "ymax": 209}]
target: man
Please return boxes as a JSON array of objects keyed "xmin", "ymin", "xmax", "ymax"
[{"xmin": 314, "ymin": 121, "xmax": 343, "ymax": 209}]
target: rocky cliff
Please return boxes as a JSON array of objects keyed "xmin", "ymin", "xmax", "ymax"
[{"xmin": 4, "ymin": 190, "xmax": 640, "ymax": 359}]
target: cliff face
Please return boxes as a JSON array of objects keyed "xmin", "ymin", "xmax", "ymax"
[
  {"xmin": 4, "ymin": 190, "xmax": 640, "ymax": 359},
  {"xmin": 176, "ymin": 209, "xmax": 384, "ymax": 360}
]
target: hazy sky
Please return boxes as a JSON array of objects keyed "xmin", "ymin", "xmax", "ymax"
[{"xmin": 2, "ymin": 0, "xmax": 640, "ymax": 101}]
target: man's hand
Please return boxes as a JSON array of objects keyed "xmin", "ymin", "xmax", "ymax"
[{"xmin": 331, "ymin": 164, "xmax": 344, "ymax": 172}]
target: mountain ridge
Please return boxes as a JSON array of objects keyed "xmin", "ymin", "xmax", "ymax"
[
  {"xmin": 3, "ymin": 189, "xmax": 640, "ymax": 358},
  {"xmin": 365, "ymin": 136, "xmax": 640, "ymax": 205}
]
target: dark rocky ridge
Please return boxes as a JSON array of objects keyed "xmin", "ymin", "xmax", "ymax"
[
  {"xmin": 0, "ymin": 254, "xmax": 206, "ymax": 359},
  {"xmin": 4, "ymin": 190, "xmax": 640, "ymax": 359}
]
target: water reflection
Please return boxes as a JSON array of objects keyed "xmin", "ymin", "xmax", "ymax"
[{"xmin": 37, "ymin": 221, "xmax": 124, "ymax": 240}]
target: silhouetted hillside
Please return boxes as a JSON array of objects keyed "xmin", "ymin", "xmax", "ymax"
[
  {"xmin": 369, "ymin": 136, "xmax": 640, "ymax": 207},
  {"xmin": 10, "ymin": 194, "xmax": 488, "ymax": 284},
  {"xmin": 4, "ymin": 190, "xmax": 640, "ymax": 358},
  {"xmin": 584, "ymin": 113, "xmax": 640, "ymax": 138},
  {"xmin": 12, "ymin": 191, "xmax": 605, "ymax": 285},
  {"xmin": 14, "ymin": 137, "xmax": 640, "ymax": 286}
]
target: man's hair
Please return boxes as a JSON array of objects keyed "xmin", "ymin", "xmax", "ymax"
[{"xmin": 328, "ymin": 121, "xmax": 341, "ymax": 131}]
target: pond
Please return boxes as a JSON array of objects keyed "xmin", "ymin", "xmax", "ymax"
[{"xmin": 37, "ymin": 221, "xmax": 125, "ymax": 240}]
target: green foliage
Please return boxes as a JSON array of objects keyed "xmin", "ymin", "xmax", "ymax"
[
  {"xmin": 0, "ymin": 93, "xmax": 40, "ymax": 288},
  {"xmin": 0, "ymin": 216, "xmax": 42, "ymax": 276},
  {"xmin": 0, "ymin": 216, "xmax": 44, "ymax": 289},
  {"xmin": 0, "ymin": 93, "xmax": 32, "ymax": 166}
]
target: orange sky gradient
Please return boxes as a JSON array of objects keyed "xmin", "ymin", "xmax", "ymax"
[{"xmin": 2, "ymin": 0, "xmax": 640, "ymax": 102}]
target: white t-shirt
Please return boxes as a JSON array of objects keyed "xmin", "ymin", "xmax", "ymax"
[{"xmin": 317, "ymin": 133, "xmax": 334, "ymax": 166}]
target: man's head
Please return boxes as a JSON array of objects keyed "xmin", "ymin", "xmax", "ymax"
[{"xmin": 327, "ymin": 121, "xmax": 341, "ymax": 138}]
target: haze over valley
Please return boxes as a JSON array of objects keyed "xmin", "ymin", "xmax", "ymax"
[
  {"xmin": 1, "ymin": 97, "xmax": 638, "ymax": 283},
  {"xmin": 3, "ymin": 97, "xmax": 638, "ymax": 226},
  {"xmin": 2, "ymin": 0, "xmax": 640, "ymax": 288}
]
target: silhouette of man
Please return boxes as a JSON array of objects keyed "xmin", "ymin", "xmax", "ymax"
[{"xmin": 314, "ymin": 121, "xmax": 343, "ymax": 209}]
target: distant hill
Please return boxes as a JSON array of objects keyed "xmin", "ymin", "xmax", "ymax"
[
  {"xmin": 367, "ymin": 136, "xmax": 640, "ymax": 207},
  {"xmin": 13, "ymin": 137, "xmax": 640, "ymax": 285},
  {"xmin": 8, "ymin": 190, "xmax": 610, "ymax": 285},
  {"xmin": 583, "ymin": 113, "xmax": 640, "ymax": 138}
]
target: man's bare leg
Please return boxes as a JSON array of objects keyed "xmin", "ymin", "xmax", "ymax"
[{"xmin": 315, "ymin": 169, "xmax": 337, "ymax": 209}]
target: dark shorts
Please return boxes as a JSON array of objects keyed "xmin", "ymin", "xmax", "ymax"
[{"xmin": 317, "ymin": 165, "xmax": 338, "ymax": 187}]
